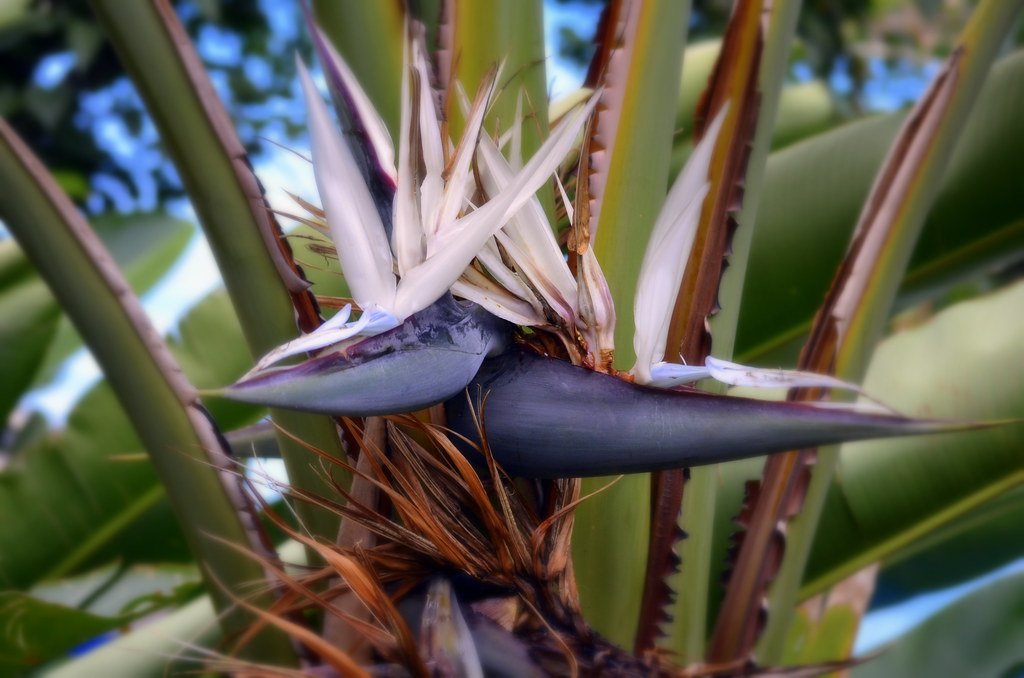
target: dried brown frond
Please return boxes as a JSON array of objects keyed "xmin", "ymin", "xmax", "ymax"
[
  {"xmin": 285, "ymin": 189, "xmax": 327, "ymax": 220},
  {"xmin": 241, "ymin": 406, "xmax": 694, "ymax": 675},
  {"xmin": 272, "ymin": 209, "xmax": 330, "ymax": 235},
  {"xmin": 314, "ymin": 295, "xmax": 359, "ymax": 310}
]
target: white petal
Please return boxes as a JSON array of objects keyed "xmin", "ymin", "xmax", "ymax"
[
  {"xmin": 319, "ymin": 303, "xmax": 354, "ymax": 331},
  {"xmin": 798, "ymin": 400, "xmax": 898, "ymax": 416},
  {"xmin": 247, "ymin": 306, "xmax": 400, "ymax": 373},
  {"xmin": 577, "ymin": 247, "xmax": 616, "ymax": 364},
  {"xmin": 412, "ymin": 40, "xmax": 445, "ymax": 239},
  {"xmin": 630, "ymin": 184, "xmax": 709, "ymax": 384},
  {"xmin": 297, "ymin": 59, "xmax": 397, "ymax": 311},
  {"xmin": 393, "ymin": 37, "xmax": 424, "ymax": 275},
  {"xmin": 555, "ymin": 170, "xmax": 574, "ymax": 226},
  {"xmin": 451, "ymin": 80, "xmax": 473, "ymax": 118},
  {"xmin": 631, "ymin": 105, "xmax": 729, "ymax": 384},
  {"xmin": 476, "ymin": 239, "xmax": 543, "ymax": 312},
  {"xmin": 313, "ymin": 26, "xmax": 397, "ymax": 182},
  {"xmin": 494, "ymin": 230, "xmax": 575, "ymax": 323},
  {"xmin": 509, "ymin": 89, "xmax": 525, "ymax": 171},
  {"xmin": 468, "ymin": 93, "xmax": 598, "ymax": 238},
  {"xmin": 647, "ymin": 356, "xmax": 881, "ymax": 408},
  {"xmin": 474, "ymin": 133, "xmax": 578, "ymax": 320},
  {"xmin": 452, "ymin": 278, "xmax": 544, "ymax": 326},
  {"xmin": 391, "ymin": 96, "xmax": 598, "ymax": 319},
  {"xmin": 494, "ymin": 89, "xmax": 526, "ymax": 170},
  {"xmin": 434, "ymin": 67, "xmax": 500, "ymax": 231},
  {"xmin": 705, "ymin": 357, "xmax": 871, "ymax": 397}
]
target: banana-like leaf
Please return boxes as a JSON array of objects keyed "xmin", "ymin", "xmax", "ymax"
[
  {"xmin": 46, "ymin": 596, "xmax": 219, "ymax": 678},
  {"xmin": 30, "ymin": 214, "xmax": 194, "ymax": 385},
  {"xmin": 47, "ymin": 539, "xmax": 309, "ymax": 677},
  {"xmin": 222, "ymin": 296, "xmax": 509, "ymax": 416},
  {"xmin": 0, "ymin": 292, "xmax": 258, "ymax": 589},
  {"xmin": 665, "ymin": 0, "xmax": 763, "ymax": 364},
  {"xmin": 872, "ymin": 486, "xmax": 1024, "ymax": 606},
  {"xmin": 563, "ymin": 40, "xmax": 837, "ymax": 179},
  {"xmin": 312, "ymin": 0, "xmax": 404, "ymax": 138},
  {"xmin": 675, "ymin": 40, "xmax": 836, "ymax": 154},
  {"xmin": 656, "ymin": 0, "xmax": 804, "ymax": 658},
  {"xmin": 444, "ymin": 348, "xmax": 967, "ymax": 478},
  {"xmin": 853, "ymin": 568, "xmax": 1024, "ymax": 678},
  {"xmin": 439, "ymin": 0, "xmax": 557, "ymax": 223},
  {"xmin": 443, "ymin": 0, "xmax": 549, "ymax": 163},
  {"xmin": 0, "ymin": 117, "xmax": 295, "ymax": 660},
  {"xmin": 708, "ymin": 283, "xmax": 1024, "ymax": 628},
  {"xmin": 30, "ymin": 563, "xmax": 200, "ymax": 619},
  {"xmin": 702, "ymin": 2, "xmax": 1024, "ymax": 663},
  {"xmin": 0, "ymin": 247, "xmax": 60, "ymax": 428},
  {"xmin": 1, "ymin": 416, "xmax": 176, "ymax": 590},
  {"xmin": 737, "ymin": 50, "xmax": 1024, "ymax": 365},
  {"xmin": 647, "ymin": 27, "xmax": 758, "ymax": 656},
  {"xmin": 0, "ymin": 119, "xmax": 293, "ymax": 662}
]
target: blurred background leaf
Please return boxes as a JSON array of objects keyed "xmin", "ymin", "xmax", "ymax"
[
  {"xmin": 0, "ymin": 591, "xmax": 134, "ymax": 676},
  {"xmin": 854, "ymin": 568, "xmax": 1024, "ymax": 678}
]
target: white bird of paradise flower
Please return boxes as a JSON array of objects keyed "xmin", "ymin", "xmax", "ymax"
[{"xmin": 250, "ymin": 26, "xmax": 872, "ymax": 405}]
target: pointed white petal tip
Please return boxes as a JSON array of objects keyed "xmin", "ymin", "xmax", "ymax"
[
  {"xmin": 645, "ymin": 362, "xmax": 713, "ymax": 388},
  {"xmin": 246, "ymin": 306, "xmax": 401, "ymax": 376}
]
